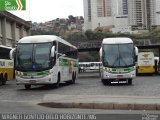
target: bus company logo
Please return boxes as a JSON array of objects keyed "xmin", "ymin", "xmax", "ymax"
[
  {"xmin": 0, "ymin": 61, "xmax": 5, "ymax": 66},
  {"xmin": 0, "ymin": 0, "xmax": 26, "ymax": 11},
  {"xmin": 143, "ymin": 54, "xmax": 149, "ymax": 58}
]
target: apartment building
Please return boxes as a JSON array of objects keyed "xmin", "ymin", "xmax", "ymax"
[
  {"xmin": 111, "ymin": 0, "xmax": 131, "ymax": 33},
  {"xmin": 83, "ymin": 0, "xmax": 131, "ymax": 32},
  {"xmin": 84, "ymin": 0, "xmax": 160, "ymax": 32},
  {"xmin": 128, "ymin": 0, "xmax": 160, "ymax": 30},
  {"xmin": 0, "ymin": 11, "xmax": 31, "ymax": 47},
  {"xmin": 155, "ymin": 0, "xmax": 160, "ymax": 26},
  {"xmin": 83, "ymin": 0, "xmax": 115, "ymax": 30},
  {"xmin": 117, "ymin": 0, "xmax": 128, "ymax": 15}
]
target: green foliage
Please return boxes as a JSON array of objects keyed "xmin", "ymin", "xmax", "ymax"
[
  {"xmin": 68, "ymin": 15, "xmax": 76, "ymax": 23},
  {"xmin": 85, "ymin": 30, "xmax": 94, "ymax": 40},
  {"xmin": 31, "ymin": 30, "xmax": 58, "ymax": 35},
  {"xmin": 93, "ymin": 32, "xmax": 105, "ymax": 40},
  {"xmin": 150, "ymin": 28, "xmax": 160, "ymax": 39},
  {"xmin": 31, "ymin": 15, "xmax": 160, "ymax": 62},
  {"xmin": 66, "ymin": 32, "xmax": 86, "ymax": 45}
]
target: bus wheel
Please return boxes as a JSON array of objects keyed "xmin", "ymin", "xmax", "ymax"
[
  {"xmin": 0, "ymin": 74, "xmax": 3, "ymax": 85},
  {"xmin": 128, "ymin": 79, "xmax": 132, "ymax": 85},
  {"xmin": 55, "ymin": 73, "xmax": 60, "ymax": 88},
  {"xmin": 2, "ymin": 74, "xmax": 7, "ymax": 85},
  {"xmin": 74, "ymin": 72, "xmax": 77, "ymax": 80},
  {"xmin": 101, "ymin": 79, "xmax": 107, "ymax": 85},
  {"xmin": 25, "ymin": 85, "xmax": 31, "ymax": 90},
  {"xmin": 102, "ymin": 79, "xmax": 111, "ymax": 85},
  {"xmin": 71, "ymin": 72, "xmax": 76, "ymax": 84}
]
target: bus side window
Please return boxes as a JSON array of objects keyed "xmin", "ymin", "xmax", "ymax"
[{"xmin": 0, "ymin": 47, "xmax": 10, "ymax": 59}]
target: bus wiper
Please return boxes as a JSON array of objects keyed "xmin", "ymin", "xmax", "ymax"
[
  {"xmin": 111, "ymin": 54, "xmax": 128, "ymax": 67},
  {"xmin": 111, "ymin": 55, "xmax": 119, "ymax": 66},
  {"xmin": 119, "ymin": 53, "xmax": 128, "ymax": 66},
  {"xmin": 16, "ymin": 65, "xmax": 27, "ymax": 71}
]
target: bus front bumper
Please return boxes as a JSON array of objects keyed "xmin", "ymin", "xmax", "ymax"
[
  {"xmin": 16, "ymin": 75, "xmax": 57, "ymax": 85},
  {"xmin": 101, "ymin": 71, "xmax": 136, "ymax": 80}
]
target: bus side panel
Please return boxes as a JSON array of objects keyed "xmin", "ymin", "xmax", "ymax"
[
  {"xmin": 58, "ymin": 57, "xmax": 78, "ymax": 82},
  {"xmin": 2, "ymin": 68, "xmax": 14, "ymax": 80},
  {"xmin": 137, "ymin": 52, "xmax": 155, "ymax": 74},
  {"xmin": 137, "ymin": 66, "xmax": 155, "ymax": 74},
  {"xmin": 0, "ymin": 59, "xmax": 14, "ymax": 80}
]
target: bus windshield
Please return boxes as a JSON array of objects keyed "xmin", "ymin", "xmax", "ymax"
[
  {"xmin": 103, "ymin": 43, "xmax": 134, "ymax": 67},
  {"xmin": 16, "ymin": 42, "xmax": 53, "ymax": 71}
]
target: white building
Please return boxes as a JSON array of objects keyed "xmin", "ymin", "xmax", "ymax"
[
  {"xmin": 84, "ymin": 0, "xmax": 160, "ymax": 32},
  {"xmin": 83, "ymin": 0, "xmax": 115, "ymax": 30},
  {"xmin": 111, "ymin": 15, "xmax": 132, "ymax": 33},
  {"xmin": 155, "ymin": 0, "xmax": 160, "ymax": 26},
  {"xmin": 83, "ymin": 0, "xmax": 131, "ymax": 32},
  {"xmin": 128, "ymin": 0, "xmax": 160, "ymax": 30},
  {"xmin": 111, "ymin": 0, "xmax": 131, "ymax": 33},
  {"xmin": 117, "ymin": 0, "xmax": 128, "ymax": 15},
  {"xmin": 0, "ymin": 11, "xmax": 31, "ymax": 47}
]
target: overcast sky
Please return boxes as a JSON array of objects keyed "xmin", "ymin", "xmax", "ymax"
[{"xmin": 9, "ymin": 0, "xmax": 84, "ymax": 23}]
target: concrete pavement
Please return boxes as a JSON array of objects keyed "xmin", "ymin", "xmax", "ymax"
[
  {"xmin": 38, "ymin": 94, "xmax": 160, "ymax": 110},
  {"xmin": 78, "ymin": 71, "xmax": 101, "ymax": 78}
]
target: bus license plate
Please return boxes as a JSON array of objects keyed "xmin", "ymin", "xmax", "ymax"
[
  {"xmin": 29, "ymin": 80, "xmax": 36, "ymax": 84},
  {"xmin": 117, "ymin": 75, "xmax": 123, "ymax": 78}
]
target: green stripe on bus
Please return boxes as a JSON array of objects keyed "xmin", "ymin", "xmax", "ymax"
[{"xmin": 23, "ymin": 71, "xmax": 49, "ymax": 76}]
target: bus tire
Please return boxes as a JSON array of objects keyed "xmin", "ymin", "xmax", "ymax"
[
  {"xmin": 128, "ymin": 79, "xmax": 132, "ymax": 85},
  {"xmin": 102, "ymin": 79, "xmax": 111, "ymax": 85},
  {"xmin": 0, "ymin": 74, "xmax": 3, "ymax": 85},
  {"xmin": 25, "ymin": 85, "xmax": 31, "ymax": 90},
  {"xmin": 2, "ymin": 74, "xmax": 7, "ymax": 85},
  {"xmin": 71, "ymin": 72, "xmax": 75, "ymax": 84},
  {"xmin": 55, "ymin": 73, "xmax": 60, "ymax": 88},
  {"xmin": 101, "ymin": 79, "xmax": 107, "ymax": 85},
  {"xmin": 66, "ymin": 72, "xmax": 76, "ymax": 84},
  {"xmin": 75, "ymin": 72, "xmax": 77, "ymax": 80},
  {"xmin": 107, "ymin": 80, "xmax": 111, "ymax": 85}
]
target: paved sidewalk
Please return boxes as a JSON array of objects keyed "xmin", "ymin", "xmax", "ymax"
[{"xmin": 38, "ymin": 94, "xmax": 160, "ymax": 110}]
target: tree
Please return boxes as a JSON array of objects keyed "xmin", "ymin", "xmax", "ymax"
[
  {"xmin": 150, "ymin": 28, "xmax": 160, "ymax": 39},
  {"xmin": 85, "ymin": 30, "xmax": 94, "ymax": 40},
  {"xmin": 68, "ymin": 15, "xmax": 76, "ymax": 23}
]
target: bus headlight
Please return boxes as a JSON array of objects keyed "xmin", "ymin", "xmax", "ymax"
[
  {"xmin": 16, "ymin": 71, "xmax": 23, "ymax": 77},
  {"xmin": 104, "ymin": 68, "xmax": 112, "ymax": 72},
  {"xmin": 16, "ymin": 71, "xmax": 20, "ymax": 76},
  {"xmin": 20, "ymin": 72, "xmax": 24, "ymax": 77}
]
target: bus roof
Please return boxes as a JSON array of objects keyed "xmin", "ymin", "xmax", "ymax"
[
  {"xmin": 102, "ymin": 37, "xmax": 133, "ymax": 44},
  {"xmin": 18, "ymin": 35, "xmax": 77, "ymax": 49},
  {"xmin": 0, "ymin": 45, "xmax": 12, "ymax": 49}
]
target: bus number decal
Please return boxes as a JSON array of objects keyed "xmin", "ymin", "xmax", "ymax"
[{"xmin": 0, "ymin": 61, "xmax": 5, "ymax": 66}]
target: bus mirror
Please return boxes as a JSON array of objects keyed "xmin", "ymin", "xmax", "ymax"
[
  {"xmin": 51, "ymin": 46, "xmax": 55, "ymax": 57},
  {"xmin": 62, "ymin": 54, "xmax": 66, "ymax": 57},
  {"xmin": 9, "ymin": 48, "xmax": 15, "ymax": 59}
]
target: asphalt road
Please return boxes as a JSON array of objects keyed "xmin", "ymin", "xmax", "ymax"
[
  {"xmin": 0, "ymin": 72, "xmax": 160, "ymax": 119},
  {"xmin": 1, "ymin": 73, "xmax": 160, "ymax": 102},
  {"xmin": 0, "ymin": 101, "xmax": 160, "ymax": 120}
]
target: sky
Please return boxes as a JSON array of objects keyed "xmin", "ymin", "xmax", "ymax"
[{"xmin": 9, "ymin": 0, "xmax": 84, "ymax": 23}]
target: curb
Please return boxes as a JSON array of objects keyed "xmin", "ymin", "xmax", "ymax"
[{"xmin": 38, "ymin": 102, "xmax": 160, "ymax": 110}]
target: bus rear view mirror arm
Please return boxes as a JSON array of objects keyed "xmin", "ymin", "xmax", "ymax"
[
  {"xmin": 51, "ymin": 46, "xmax": 56, "ymax": 57},
  {"xmin": 57, "ymin": 53, "xmax": 66, "ymax": 57},
  {"xmin": 10, "ymin": 48, "xmax": 15, "ymax": 60}
]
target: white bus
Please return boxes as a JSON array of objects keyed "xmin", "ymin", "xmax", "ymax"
[
  {"xmin": 78, "ymin": 62, "xmax": 102, "ymax": 72},
  {"xmin": 100, "ymin": 38, "xmax": 136, "ymax": 85},
  {"xmin": 0, "ymin": 45, "xmax": 14, "ymax": 85},
  {"xmin": 89, "ymin": 62, "xmax": 102, "ymax": 70},
  {"xmin": 10, "ymin": 35, "xmax": 78, "ymax": 89}
]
